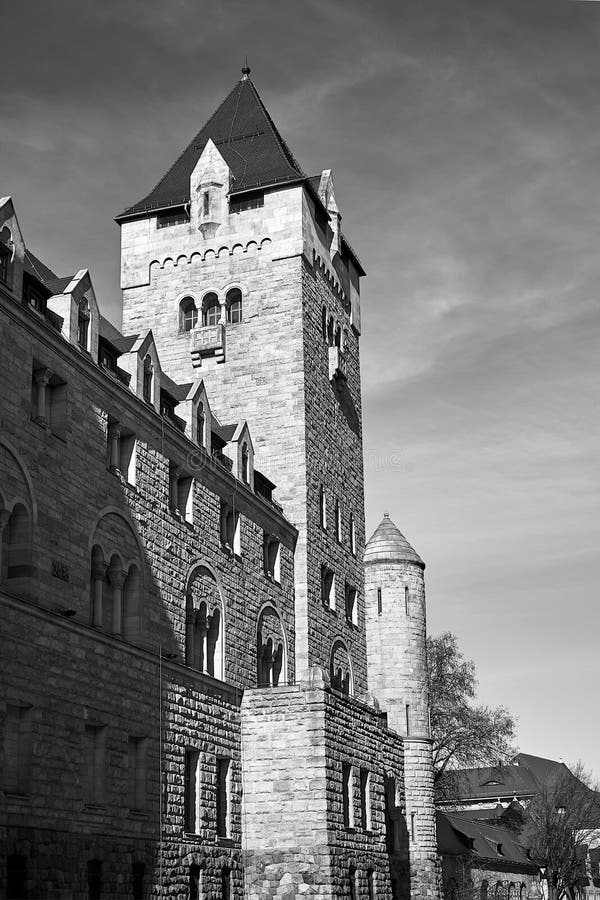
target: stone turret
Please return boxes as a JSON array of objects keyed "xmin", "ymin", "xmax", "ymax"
[{"xmin": 365, "ymin": 513, "xmax": 441, "ymax": 900}]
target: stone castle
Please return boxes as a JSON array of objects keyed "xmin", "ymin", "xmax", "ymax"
[{"xmin": 0, "ymin": 68, "xmax": 441, "ymax": 900}]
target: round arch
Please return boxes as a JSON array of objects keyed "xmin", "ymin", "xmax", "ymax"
[
  {"xmin": 256, "ymin": 602, "xmax": 288, "ymax": 687},
  {"xmin": 330, "ymin": 637, "xmax": 354, "ymax": 696}
]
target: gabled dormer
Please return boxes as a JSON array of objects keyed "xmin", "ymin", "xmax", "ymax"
[
  {"xmin": 168, "ymin": 378, "xmax": 212, "ymax": 451},
  {"xmin": 46, "ymin": 269, "xmax": 100, "ymax": 360},
  {"xmin": 0, "ymin": 197, "xmax": 26, "ymax": 299},
  {"xmin": 119, "ymin": 330, "xmax": 162, "ymax": 411},
  {"xmin": 190, "ymin": 139, "xmax": 230, "ymax": 239},
  {"xmin": 223, "ymin": 421, "xmax": 254, "ymax": 489}
]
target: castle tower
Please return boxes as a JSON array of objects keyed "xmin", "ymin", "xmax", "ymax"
[
  {"xmin": 365, "ymin": 513, "xmax": 441, "ymax": 900},
  {"xmin": 116, "ymin": 69, "xmax": 367, "ymax": 688}
]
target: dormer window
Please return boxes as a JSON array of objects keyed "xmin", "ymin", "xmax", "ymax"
[
  {"xmin": 160, "ymin": 391, "xmax": 176, "ymax": 421},
  {"xmin": 99, "ymin": 343, "xmax": 118, "ymax": 373},
  {"xmin": 196, "ymin": 402, "xmax": 205, "ymax": 447},
  {"xmin": 142, "ymin": 355, "xmax": 153, "ymax": 403},
  {"xmin": 226, "ymin": 288, "xmax": 242, "ymax": 324},
  {"xmin": 202, "ymin": 293, "xmax": 220, "ymax": 327},
  {"xmin": 180, "ymin": 297, "xmax": 198, "ymax": 333},
  {"xmin": 27, "ymin": 285, "xmax": 47, "ymax": 313},
  {"xmin": 77, "ymin": 298, "xmax": 90, "ymax": 350}
]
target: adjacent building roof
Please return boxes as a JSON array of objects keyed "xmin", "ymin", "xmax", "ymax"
[
  {"xmin": 437, "ymin": 811, "xmax": 538, "ymax": 870},
  {"xmin": 364, "ymin": 513, "xmax": 424, "ymax": 567},
  {"xmin": 117, "ymin": 72, "xmax": 308, "ymax": 220},
  {"xmin": 24, "ymin": 249, "xmax": 58, "ymax": 283},
  {"xmin": 438, "ymin": 764, "xmax": 542, "ymax": 803}
]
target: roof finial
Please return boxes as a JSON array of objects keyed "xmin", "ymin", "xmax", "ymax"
[{"xmin": 241, "ymin": 57, "xmax": 251, "ymax": 80}]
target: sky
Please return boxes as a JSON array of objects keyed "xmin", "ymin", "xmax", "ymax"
[{"xmin": 2, "ymin": 0, "xmax": 599, "ymax": 776}]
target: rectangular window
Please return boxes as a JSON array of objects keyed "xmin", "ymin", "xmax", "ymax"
[
  {"xmin": 128, "ymin": 736, "xmax": 147, "ymax": 811},
  {"xmin": 3, "ymin": 704, "xmax": 33, "ymax": 794},
  {"xmin": 203, "ymin": 191, "xmax": 210, "ymax": 216},
  {"xmin": 360, "ymin": 768, "xmax": 371, "ymax": 830},
  {"xmin": 405, "ymin": 585, "xmax": 410, "ymax": 615},
  {"xmin": 220, "ymin": 500, "xmax": 240, "ymax": 554},
  {"xmin": 405, "ymin": 703, "xmax": 411, "ymax": 736},
  {"xmin": 342, "ymin": 762, "xmax": 354, "ymax": 828},
  {"xmin": 170, "ymin": 464, "xmax": 193, "ymax": 523},
  {"xmin": 221, "ymin": 867, "xmax": 231, "ymax": 900},
  {"xmin": 88, "ymin": 860, "xmax": 102, "ymax": 900},
  {"xmin": 345, "ymin": 584, "xmax": 358, "ymax": 627},
  {"xmin": 120, "ymin": 432, "xmax": 136, "ymax": 486},
  {"xmin": 216, "ymin": 757, "xmax": 230, "ymax": 837},
  {"xmin": 321, "ymin": 566, "xmax": 335, "ymax": 609},
  {"xmin": 184, "ymin": 749, "xmax": 200, "ymax": 833},
  {"xmin": 319, "ymin": 486, "xmax": 327, "ymax": 529},
  {"xmin": 410, "ymin": 811, "xmax": 416, "ymax": 841},
  {"xmin": 377, "ymin": 587, "xmax": 382, "ymax": 615},
  {"xmin": 99, "ymin": 342, "xmax": 118, "ymax": 372},
  {"xmin": 263, "ymin": 533, "xmax": 281, "ymax": 582},
  {"xmin": 367, "ymin": 870, "xmax": 376, "ymax": 900},
  {"xmin": 160, "ymin": 390, "xmax": 176, "ymax": 421},
  {"xmin": 350, "ymin": 513, "xmax": 356, "ymax": 556},
  {"xmin": 132, "ymin": 862, "xmax": 145, "ymax": 900},
  {"xmin": 335, "ymin": 502, "xmax": 343, "ymax": 543},
  {"xmin": 48, "ymin": 376, "xmax": 68, "ymax": 440},
  {"xmin": 156, "ymin": 209, "xmax": 189, "ymax": 229},
  {"xmin": 84, "ymin": 724, "xmax": 106, "ymax": 805}
]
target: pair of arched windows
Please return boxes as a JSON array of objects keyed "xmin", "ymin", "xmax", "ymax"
[
  {"xmin": 185, "ymin": 566, "xmax": 224, "ymax": 680},
  {"xmin": 90, "ymin": 546, "xmax": 141, "ymax": 641},
  {"xmin": 257, "ymin": 606, "xmax": 286, "ymax": 687},
  {"xmin": 330, "ymin": 639, "xmax": 353, "ymax": 695},
  {"xmin": 179, "ymin": 289, "xmax": 243, "ymax": 333}
]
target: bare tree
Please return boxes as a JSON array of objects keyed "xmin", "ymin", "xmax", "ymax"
[
  {"xmin": 427, "ymin": 631, "xmax": 516, "ymax": 782},
  {"xmin": 521, "ymin": 763, "xmax": 600, "ymax": 900}
]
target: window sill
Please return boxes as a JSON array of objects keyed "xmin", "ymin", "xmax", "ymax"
[
  {"xmin": 183, "ymin": 831, "xmax": 203, "ymax": 841},
  {"xmin": 4, "ymin": 791, "xmax": 32, "ymax": 801},
  {"xmin": 128, "ymin": 808, "xmax": 149, "ymax": 818},
  {"xmin": 84, "ymin": 802, "xmax": 106, "ymax": 811}
]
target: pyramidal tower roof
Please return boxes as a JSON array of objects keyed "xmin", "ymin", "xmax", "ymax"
[
  {"xmin": 117, "ymin": 67, "xmax": 308, "ymax": 221},
  {"xmin": 364, "ymin": 513, "xmax": 425, "ymax": 568}
]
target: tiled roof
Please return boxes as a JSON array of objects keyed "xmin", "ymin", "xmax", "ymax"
[
  {"xmin": 24, "ymin": 249, "xmax": 58, "ymax": 283},
  {"xmin": 117, "ymin": 75, "xmax": 307, "ymax": 220},
  {"xmin": 437, "ymin": 764, "xmax": 542, "ymax": 802},
  {"xmin": 44, "ymin": 276, "xmax": 74, "ymax": 295},
  {"xmin": 364, "ymin": 513, "xmax": 424, "ymax": 567},
  {"xmin": 437, "ymin": 811, "xmax": 538, "ymax": 869},
  {"xmin": 99, "ymin": 314, "xmax": 126, "ymax": 348}
]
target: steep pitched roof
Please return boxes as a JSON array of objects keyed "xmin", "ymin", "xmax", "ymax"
[
  {"xmin": 24, "ymin": 249, "xmax": 58, "ymax": 283},
  {"xmin": 117, "ymin": 73, "xmax": 307, "ymax": 220},
  {"xmin": 437, "ymin": 764, "xmax": 542, "ymax": 803}
]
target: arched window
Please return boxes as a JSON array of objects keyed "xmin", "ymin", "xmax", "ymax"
[
  {"xmin": 226, "ymin": 288, "xmax": 242, "ymax": 324},
  {"xmin": 89, "ymin": 513, "xmax": 143, "ymax": 639},
  {"xmin": 519, "ymin": 886, "xmax": 527, "ymax": 900},
  {"xmin": 180, "ymin": 297, "xmax": 198, "ymax": 332},
  {"xmin": 186, "ymin": 567, "xmax": 224, "ymax": 680},
  {"xmin": 77, "ymin": 297, "xmax": 90, "ymax": 349},
  {"xmin": 481, "ymin": 881, "xmax": 489, "ymax": 900},
  {"xmin": 142, "ymin": 355, "xmax": 153, "ymax": 403},
  {"xmin": 197, "ymin": 401, "xmax": 205, "ymax": 447},
  {"xmin": 241, "ymin": 443, "xmax": 249, "ymax": 483},
  {"xmin": 495, "ymin": 884, "xmax": 504, "ymax": 899},
  {"xmin": 1, "ymin": 503, "xmax": 30, "ymax": 593},
  {"xmin": 330, "ymin": 640, "xmax": 353, "ymax": 695},
  {"xmin": 257, "ymin": 606, "xmax": 286, "ymax": 687},
  {"xmin": 334, "ymin": 324, "xmax": 342, "ymax": 348},
  {"xmin": 202, "ymin": 292, "xmax": 220, "ymax": 326},
  {"xmin": 509, "ymin": 884, "xmax": 517, "ymax": 900}
]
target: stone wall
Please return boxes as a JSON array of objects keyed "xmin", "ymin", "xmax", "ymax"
[
  {"xmin": 241, "ymin": 673, "xmax": 408, "ymax": 900},
  {"xmin": 0, "ymin": 285, "xmax": 296, "ymax": 898}
]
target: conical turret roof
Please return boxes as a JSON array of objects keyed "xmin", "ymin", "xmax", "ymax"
[
  {"xmin": 117, "ymin": 69, "xmax": 307, "ymax": 221},
  {"xmin": 364, "ymin": 513, "xmax": 425, "ymax": 568}
]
